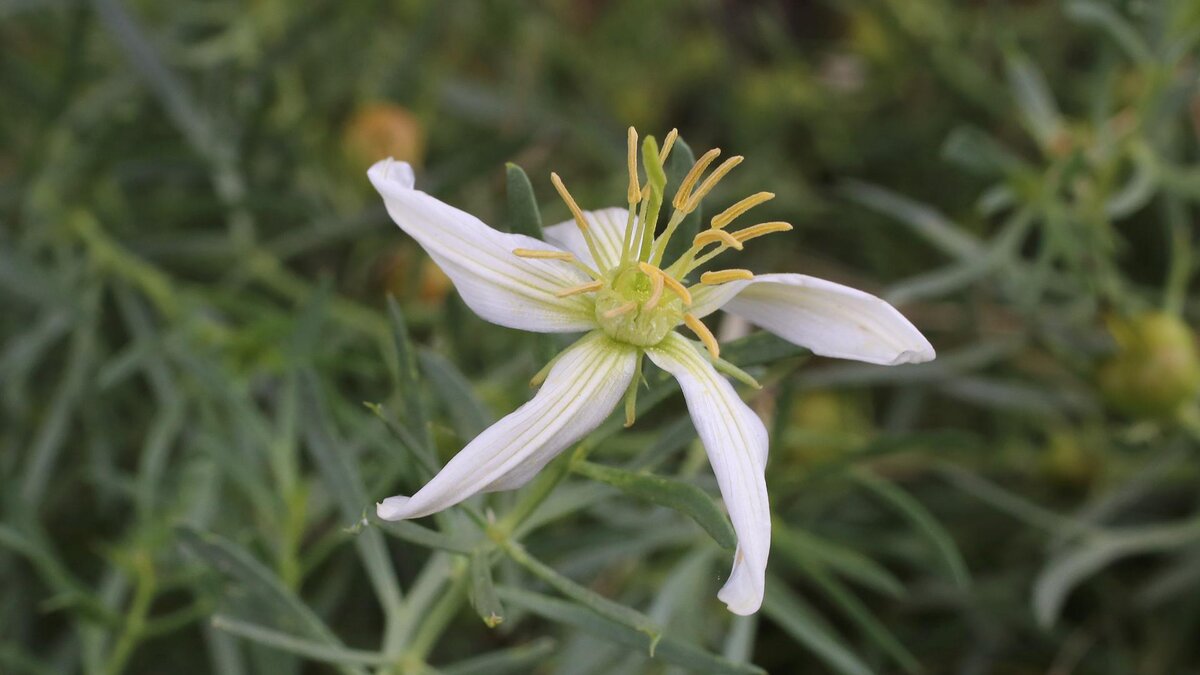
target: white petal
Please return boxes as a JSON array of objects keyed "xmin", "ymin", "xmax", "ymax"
[
  {"xmin": 645, "ymin": 333, "xmax": 770, "ymax": 615},
  {"xmin": 543, "ymin": 206, "xmax": 634, "ymax": 271},
  {"xmin": 369, "ymin": 159, "xmax": 595, "ymax": 333},
  {"xmin": 377, "ymin": 333, "xmax": 636, "ymax": 520},
  {"xmin": 693, "ymin": 273, "xmax": 935, "ymax": 366}
]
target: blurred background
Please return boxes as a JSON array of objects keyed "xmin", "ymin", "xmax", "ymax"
[{"xmin": 4, "ymin": 0, "xmax": 1200, "ymax": 673}]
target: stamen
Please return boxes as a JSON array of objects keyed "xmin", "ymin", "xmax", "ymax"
[
  {"xmin": 692, "ymin": 229, "xmax": 744, "ymax": 251},
  {"xmin": 671, "ymin": 148, "xmax": 721, "ymax": 211},
  {"xmin": 659, "ymin": 128, "xmax": 679, "ymax": 163},
  {"xmin": 732, "ymin": 221, "xmax": 793, "ymax": 243},
  {"xmin": 513, "ymin": 248, "xmax": 574, "ymax": 261},
  {"xmin": 711, "ymin": 192, "xmax": 774, "ymax": 230},
  {"xmin": 602, "ymin": 300, "xmax": 638, "ymax": 319},
  {"xmin": 643, "ymin": 266, "xmax": 666, "ymax": 311},
  {"xmin": 660, "ymin": 273, "xmax": 693, "ymax": 306},
  {"xmin": 626, "ymin": 127, "xmax": 641, "ymax": 205},
  {"xmin": 550, "ymin": 172, "xmax": 607, "ymax": 270},
  {"xmin": 700, "ymin": 269, "xmax": 755, "ymax": 285},
  {"xmin": 555, "ymin": 280, "xmax": 604, "ymax": 297},
  {"xmin": 683, "ymin": 313, "xmax": 720, "ymax": 359},
  {"xmin": 681, "ymin": 155, "xmax": 743, "ymax": 214}
]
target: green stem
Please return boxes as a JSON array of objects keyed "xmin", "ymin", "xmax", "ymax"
[
  {"xmin": 103, "ymin": 551, "xmax": 156, "ymax": 675},
  {"xmin": 401, "ymin": 560, "xmax": 468, "ymax": 669}
]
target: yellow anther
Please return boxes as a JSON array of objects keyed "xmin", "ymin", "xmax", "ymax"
[
  {"xmin": 700, "ymin": 269, "xmax": 755, "ymax": 285},
  {"xmin": 644, "ymin": 266, "xmax": 666, "ymax": 311},
  {"xmin": 711, "ymin": 192, "xmax": 775, "ymax": 230},
  {"xmin": 692, "ymin": 229, "xmax": 744, "ymax": 251},
  {"xmin": 550, "ymin": 172, "xmax": 590, "ymax": 233},
  {"xmin": 555, "ymin": 280, "xmax": 604, "ymax": 297},
  {"xmin": 682, "ymin": 155, "xmax": 743, "ymax": 213},
  {"xmin": 661, "ymin": 273, "xmax": 693, "ymax": 306},
  {"xmin": 626, "ymin": 127, "xmax": 641, "ymax": 205},
  {"xmin": 660, "ymin": 128, "xmax": 679, "ymax": 163},
  {"xmin": 602, "ymin": 300, "xmax": 638, "ymax": 319},
  {"xmin": 732, "ymin": 221, "xmax": 793, "ymax": 243},
  {"xmin": 683, "ymin": 313, "xmax": 720, "ymax": 360},
  {"xmin": 513, "ymin": 248, "xmax": 575, "ymax": 261},
  {"xmin": 672, "ymin": 148, "xmax": 721, "ymax": 210}
]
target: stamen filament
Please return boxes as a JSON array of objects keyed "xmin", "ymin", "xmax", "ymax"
[
  {"xmin": 602, "ymin": 300, "xmax": 638, "ymax": 319},
  {"xmin": 682, "ymin": 155, "xmax": 743, "ymax": 213},
  {"xmin": 672, "ymin": 148, "xmax": 721, "ymax": 211},
  {"xmin": 513, "ymin": 248, "xmax": 574, "ymax": 261},
  {"xmin": 692, "ymin": 229, "xmax": 744, "ymax": 251},
  {"xmin": 643, "ymin": 266, "xmax": 666, "ymax": 311},
  {"xmin": 700, "ymin": 269, "xmax": 755, "ymax": 285},
  {"xmin": 551, "ymin": 172, "xmax": 608, "ymax": 271},
  {"xmin": 711, "ymin": 192, "xmax": 774, "ymax": 230},
  {"xmin": 649, "ymin": 210, "xmax": 686, "ymax": 266},
  {"xmin": 684, "ymin": 245, "xmax": 733, "ymax": 274},
  {"xmin": 683, "ymin": 313, "xmax": 720, "ymax": 359},
  {"xmin": 732, "ymin": 221, "xmax": 793, "ymax": 243},
  {"xmin": 555, "ymin": 280, "xmax": 604, "ymax": 297}
]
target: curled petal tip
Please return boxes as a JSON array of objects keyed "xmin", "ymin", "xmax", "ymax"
[
  {"xmin": 889, "ymin": 342, "xmax": 936, "ymax": 365},
  {"xmin": 376, "ymin": 495, "xmax": 413, "ymax": 521}
]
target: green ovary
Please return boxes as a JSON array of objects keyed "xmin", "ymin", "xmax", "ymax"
[{"xmin": 594, "ymin": 269, "xmax": 682, "ymax": 347}]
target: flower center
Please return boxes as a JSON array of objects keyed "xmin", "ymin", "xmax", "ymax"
[
  {"xmin": 593, "ymin": 267, "xmax": 683, "ymax": 346},
  {"xmin": 514, "ymin": 126, "xmax": 795, "ymax": 361}
]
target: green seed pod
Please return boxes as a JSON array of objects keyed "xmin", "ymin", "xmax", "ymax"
[{"xmin": 1097, "ymin": 312, "xmax": 1200, "ymax": 419}]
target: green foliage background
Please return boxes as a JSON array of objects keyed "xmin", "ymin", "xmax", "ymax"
[{"xmin": 4, "ymin": 0, "xmax": 1200, "ymax": 673}]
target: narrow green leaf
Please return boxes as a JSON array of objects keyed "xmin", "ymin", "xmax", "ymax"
[
  {"xmin": 299, "ymin": 374, "xmax": 404, "ymax": 612},
  {"xmin": 386, "ymin": 297, "xmax": 437, "ymax": 465},
  {"xmin": 497, "ymin": 587, "xmax": 765, "ymax": 675},
  {"xmin": 502, "ymin": 541, "xmax": 662, "ymax": 652},
  {"xmin": 1033, "ymin": 520, "xmax": 1200, "ymax": 627},
  {"xmin": 176, "ymin": 527, "xmax": 343, "ymax": 647},
  {"xmin": 773, "ymin": 524, "xmax": 906, "ymax": 599},
  {"xmin": 840, "ymin": 180, "xmax": 983, "ymax": 261},
  {"xmin": 1004, "ymin": 51, "xmax": 1064, "ymax": 150},
  {"xmin": 418, "ymin": 349, "xmax": 494, "ymax": 440},
  {"xmin": 469, "ymin": 550, "xmax": 505, "ymax": 627},
  {"xmin": 212, "ymin": 615, "xmax": 388, "ymax": 667},
  {"xmin": 662, "ymin": 137, "xmax": 699, "ymax": 263},
  {"xmin": 505, "ymin": 162, "xmax": 544, "ymax": 239},
  {"xmin": 440, "ymin": 638, "xmax": 556, "ymax": 675},
  {"xmin": 1065, "ymin": 0, "xmax": 1154, "ymax": 65},
  {"xmin": 762, "ymin": 579, "xmax": 876, "ymax": 675},
  {"xmin": 853, "ymin": 470, "xmax": 971, "ymax": 589},
  {"xmin": 374, "ymin": 517, "xmax": 476, "ymax": 554},
  {"xmin": 573, "ymin": 460, "xmax": 736, "ymax": 550},
  {"xmin": 940, "ymin": 126, "xmax": 1030, "ymax": 177},
  {"xmin": 797, "ymin": 559, "xmax": 920, "ymax": 674},
  {"xmin": 720, "ymin": 332, "xmax": 807, "ymax": 368}
]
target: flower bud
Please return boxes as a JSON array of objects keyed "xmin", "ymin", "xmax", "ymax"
[{"xmin": 1097, "ymin": 312, "xmax": 1200, "ymax": 419}]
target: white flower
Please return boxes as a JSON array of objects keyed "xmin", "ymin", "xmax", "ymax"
[{"xmin": 369, "ymin": 129, "xmax": 934, "ymax": 615}]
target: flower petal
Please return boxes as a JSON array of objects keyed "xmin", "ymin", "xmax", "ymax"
[
  {"xmin": 543, "ymin": 206, "xmax": 633, "ymax": 271},
  {"xmin": 692, "ymin": 273, "xmax": 935, "ymax": 365},
  {"xmin": 645, "ymin": 333, "xmax": 770, "ymax": 615},
  {"xmin": 377, "ymin": 332, "xmax": 636, "ymax": 520},
  {"xmin": 369, "ymin": 159, "xmax": 595, "ymax": 332}
]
